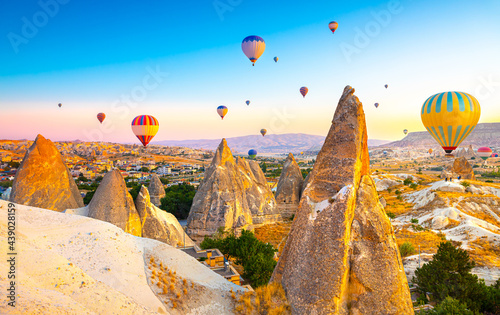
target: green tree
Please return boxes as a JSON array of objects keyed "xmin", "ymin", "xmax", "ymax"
[
  {"xmin": 83, "ymin": 190, "xmax": 95, "ymax": 205},
  {"xmin": 159, "ymin": 177, "xmax": 169, "ymax": 185},
  {"xmin": 301, "ymin": 168, "xmax": 312, "ymax": 179},
  {"xmin": 8, "ymin": 161, "xmax": 20, "ymax": 169},
  {"xmin": 425, "ymin": 296, "xmax": 475, "ymax": 315},
  {"xmin": 403, "ymin": 177, "xmax": 413, "ymax": 185},
  {"xmin": 159, "ymin": 183, "xmax": 196, "ymax": 219},
  {"xmin": 128, "ymin": 183, "xmax": 142, "ymax": 200},
  {"xmin": 413, "ymin": 242, "xmax": 481, "ymax": 311},
  {"xmin": 139, "ymin": 166, "xmax": 149, "ymax": 172},
  {"xmin": 259, "ymin": 162, "xmax": 267, "ymax": 173}
]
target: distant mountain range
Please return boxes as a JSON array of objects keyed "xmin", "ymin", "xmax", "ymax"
[
  {"xmin": 384, "ymin": 122, "xmax": 500, "ymax": 149},
  {"xmin": 153, "ymin": 133, "xmax": 390, "ymax": 154}
]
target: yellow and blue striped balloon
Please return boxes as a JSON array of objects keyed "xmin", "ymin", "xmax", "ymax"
[{"xmin": 421, "ymin": 92, "xmax": 480, "ymax": 154}]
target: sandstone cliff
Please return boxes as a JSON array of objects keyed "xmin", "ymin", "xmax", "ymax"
[
  {"xmin": 10, "ymin": 134, "xmax": 83, "ymax": 211},
  {"xmin": 88, "ymin": 169, "xmax": 142, "ymax": 236},
  {"xmin": 271, "ymin": 86, "xmax": 413, "ymax": 314},
  {"xmin": 186, "ymin": 139, "xmax": 280, "ymax": 242},
  {"xmin": 148, "ymin": 174, "xmax": 165, "ymax": 207},
  {"xmin": 275, "ymin": 153, "xmax": 304, "ymax": 219},
  {"xmin": 441, "ymin": 157, "xmax": 475, "ymax": 180},
  {"xmin": 135, "ymin": 185, "xmax": 194, "ymax": 247}
]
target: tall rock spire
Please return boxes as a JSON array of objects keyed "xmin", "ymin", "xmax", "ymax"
[
  {"xmin": 271, "ymin": 86, "xmax": 413, "ymax": 314},
  {"xmin": 275, "ymin": 153, "xmax": 304, "ymax": 219}
]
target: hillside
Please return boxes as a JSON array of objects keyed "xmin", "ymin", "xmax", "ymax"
[
  {"xmin": 385, "ymin": 122, "xmax": 500, "ymax": 149},
  {"xmin": 153, "ymin": 133, "xmax": 390, "ymax": 154}
]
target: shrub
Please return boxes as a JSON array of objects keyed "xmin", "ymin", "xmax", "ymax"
[
  {"xmin": 386, "ymin": 211, "xmax": 396, "ymax": 220},
  {"xmin": 387, "ymin": 188, "xmax": 392, "ymax": 193},
  {"xmin": 410, "ymin": 218, "xmax": 419, "ymax": 224},
  {"xmin": 404, "ymin": 178, "xmax": 413, "ymax": 185},
  {"xmin": 410, "ymin": 183, "xmax": 418, "ymax": 190},
  {"xmin": 160, "ymin": 183, "xmax": 196, "ymax": 219},
  {"xmin": 460, "ymin": 181, "xmax": 470, "ymax": 188},
  {"xmin": 399, "ymin": 241, "xmax": 415, "ymax": 257},
  {"xmin": 395, "ymin": 190, "xmax": 402, "ymax": 195},
  {"xmin": 426, "ymin": 296, "xmax": 475, "ymax": 314}
]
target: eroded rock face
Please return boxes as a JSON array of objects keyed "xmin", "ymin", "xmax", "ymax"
[
  {"xmin": 88, "ymin": 169, "xmax": 142, "ymax": 236},
  {"xmin": 148, "ymin": 174, "xmax": 165, "ymax": 207},
  {"xmin": 186, "ymin": 139, "xmax": 280, "ymax": 242},
  {"xmin": 452, "ymin": 157, "xmax": 475, "ymax": 180},
  {"xmin": 135, "ymin": 186, "xmax": 194, "ymax": 247},
  {"xmin": 275, "ymin": 153, "xmax": 304, "ymax": 219},
  {"xmin": 10, "ymin": 134, "xmax": 83, "ymax": 211},
  {"xmin": 271, "ymin": 86, "xmax": 412, "ymax": 314}
]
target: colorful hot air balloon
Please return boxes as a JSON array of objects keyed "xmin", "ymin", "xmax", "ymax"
[
  {"xmin": 328, "ymin": 21, "xmax": 338, "ymax": 34},
  {"xmin": 246, "ymin": 100, "xmax": 250, "ymax": 106},
  {"xmin": 248, "ymin": 149, "xmax": 257, "ymax": 158},
  {"xmin": 300, "ymin": 87, "xmax": 308, "ymax": 98},
  {"xmin": 403, "ymin": 129, "xmax": 408, "ymax": 135},
  {"xmin": 274, "ymin": 56, "xmax": 278, "ymax": 63},
  {"xmin": 260, "ymin": 129, "xmax": 267, "ymax": 137},
  {"xmin": 242, "ymin": 36, "xmax": 265, "ymax": 66},
  {"xmin": 97, "ymin": 113, "xmax": 106, "ymax": 124},
  {"xmin": 374, "ymin": 103, "xmax": 379, "ymax": 108},
  {"xmin": 491, "ymin": 153, "xmax": 499, "ymax": 158},
  {"xmin": 385, "ymin": 84, "xmax": 388, "ymax": 89},
  {"xmin": 58, "ymin": 103, "xmax": 62, "ymax": 108},
  {"xmin": 421, "ymin": 92, "xmax": 481, "ymax": 154},
  {"xmin": 428, "ymin": 148, "xmax": 433, "ymax": 154},
  {"xmin": 477, "ymin": 147, "xmax": 492, "ymax": 160},
  {"xmin": 131, "ymin": 115, "xmax": 159, "ymax": 147},
  {"xmin": 217, "ymin": 105, "xmax": 228, "ymax": 119},
  {"xmin": 383, "ymin": 151, "xmax": 388, "ymax": 155}
]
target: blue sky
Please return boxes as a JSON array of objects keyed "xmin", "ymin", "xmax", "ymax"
[{"xmin": 1, "ymin": 0, "xmax": 500, "ymax": 143}]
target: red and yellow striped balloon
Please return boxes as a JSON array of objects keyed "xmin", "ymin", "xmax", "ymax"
[
  {"xmin": 131, "ymin": 115, "xmax": 159, "ymax": 147},
  {"xmin": 97, "ymin": 113, "xmax": 106, "ymax": 124}
]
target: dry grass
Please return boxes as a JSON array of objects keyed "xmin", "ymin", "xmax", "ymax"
[
  {"xmin": 394, "ymin": 228, "xmax": 446, "ymax": 254},
  {"xmin": 468, "ymin": 237, "xmax": 500, "ymax": 268},
  {"xmin": 234, "ymin": 282, "xmax": 291, "ymax": 315},
  {"xmin": 254, "ymin": 222, "xmax": 293, "ymax": 259},
  {"xmin": 378, "ymin": 189, "xmax": 416, "ymax": 216}
]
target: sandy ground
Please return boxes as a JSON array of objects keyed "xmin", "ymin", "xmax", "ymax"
[{"xmin": 0, "ymin": 200, "xmax": 242, "ymax": 314}]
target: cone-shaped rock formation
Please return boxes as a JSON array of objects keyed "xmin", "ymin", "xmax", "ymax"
[
  {"xmin": 135, "ymin": 185, "xmax": 194, "ymax": 247},
  {"xmin": 88, "ymin": 169, "xmax": 142, "ymax": 236},
  {"xmin": 275, "ymin": 153, "xmax": 304, "ymax": 219},
  {"xmin": 186, "ymin": 139, "xmax": 281, "ymax": 241},
  {"xmin": 271, "ymin": 86, "xmax": 413, "ymax": 314},
  {"xmin": 148, "ymin": 173, "xmax": 165, "ymax": 207},
  {"xmin": 10, "ymin": 134, "xmax": 83, "ymax": 211}
]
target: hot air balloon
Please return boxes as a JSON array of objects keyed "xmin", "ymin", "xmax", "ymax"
[
  {"xmin": 274, "ymin": 56, "xmax": 278, "ymax": 63},
  {"xmin": 383, "ymin": 151, "xmax": 388, "ymax": 155},
  {"xmin": 385, "ymin": 84, "xmax": 388, "ymax": 89},
  {"xmin": 242, "ymin": 36, "xmax": 265, "ymax": 66},
  {"xmin": 428, "ymin": 148, "xmax": 433, "ymax": 154},
  {"xmin": 131, "ymin": 115, "xmax": 159, "ymax": 147},
  {"xmin": 477, "ymin": 147, "xmax": 492, "ymax": 160},
  {"xmin": 300, "ymin": 87, "xmax": 308, "ymax": 98},
  {"xmin": 300, "ymin": 151, "xmax": 304, "ymax": 155},
  {"xmin": 328, "ymin": 21, "xmax": 338, "ymax": 34},
  {"xmin": 58, "ymin": 103, "xmax": 62, "ymax": 108},
  {"xmin": 246, "ymin": 100, "xmax": 250, "ymax": 106},
  {"xmin": 403, "ymin": 129, "xmax": 408, "ymax": 135},
  {"xmin": 374, "ymin": 103, "xmax": 379, "ymax": 108},
  {"xmin": 217, "ymin": 105, "xmax": 228, "ymax": 119},
  {"xmin": 491, "ymin": 153, "xmax": 499, "ymax": 158},
  {"xmin": 260, "ymin": 129, "xmax": 267, "ymax": 137},
  {"xmin": 248, "ymin": 149, "xmax": 257, "ymax": 158},
  {"xmin": 421, "ymin": 92, "xmax": 481, "ymax": 154},
  {"xmin": 97, "ymin": 113, "xmax": 106, "ymax": 124}
]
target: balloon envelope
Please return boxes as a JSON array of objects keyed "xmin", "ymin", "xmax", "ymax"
[
  {"xmin": 97, "ymin": 113, "xmax": 106, "ymax": 124},
  {"xmin": 421, "ymin": 91, "xmax": 481, "ymax": 154},
  {"xmin": 58, "ymin": 103, "xmax": 62, "ymax": 108},
  {"xmin": 242, "ymin": 36, "xmax": 265, "ymax": 66},
  {"xmin": 217, "ymin": 105, "xmax": 228, "ymax": 119},
  {"xmin": 274, "ymin": 56, "xmax": 278, "ymax": 62},
  {"xmin": 300, "ymin": 87, "xmax": 308, "ymax": 98},
  {"xmin": 246, "ymin": 100, "xmax": 250, "ymax": 106},
  {"xmin": 260, "ymin": 129, "xmax": 267, "ymax": 137},
  {"xmin": 328, "ymin": 21, "xmax": 338, "ymax": 33},
  {"xmin": 248, "ymin": 149, "xmax": 257, "ymax": 158},
  {"xmin": 428, "ymin": 148, "xmax": 433, "ymax": 154},
  {"xmin": 131, "ymin": 115, "xmax": 159, "ymax": 147},
  {"xmin": 403, "ymin": 129, "xmax": 408, "ymax": 135},
  {"xmin": 385, "ymin": 84, "xmax": 388, "ymax": 89},
  {"xmin": 374, "ymin": 103, "xmax": 379, "ymax": 108},
  {"xmin": 491, "ymin": 153, "xmax": 499, "ymax": 158},
  {"xmin": 477, "ymin": 147, "xmax": 492, "ymax": 160}
]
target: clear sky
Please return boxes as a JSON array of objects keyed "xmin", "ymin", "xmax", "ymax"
[{"xmin": 1, "ymin": 0, "xmax": 500, "ymax": 143}]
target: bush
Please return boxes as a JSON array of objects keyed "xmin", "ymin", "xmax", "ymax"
[
  {"xmin": 460, "ymin": 181, "xmax": 470, "ymax": 188},
  {"xmin": 395, "ymin": 190, "xmax": 402, "ymax": 195},
  {"xmin": 399, "ymin": 241, "xmax": 415, "ymax": 257},
  {"xmin": 410, "ymin": 218, "xmax": 419, "ymax": 224},
  {"xmin": 425, "ymin": 296, "xmax": 475, "ymax": 314},
  {"xmin": 404, "ymin": 178, "xmax": 413, "ymax": 185},
  {"xmin": 386, "ymin": 211, "xmax": 396, "ymax": 219},
  {"xmin": 410, "ymin": 183, "xmax": 418, "ymax": 190},
  {"xmin": 387, "ymin": 188, "xmax": 392, "ymax": 193}
]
